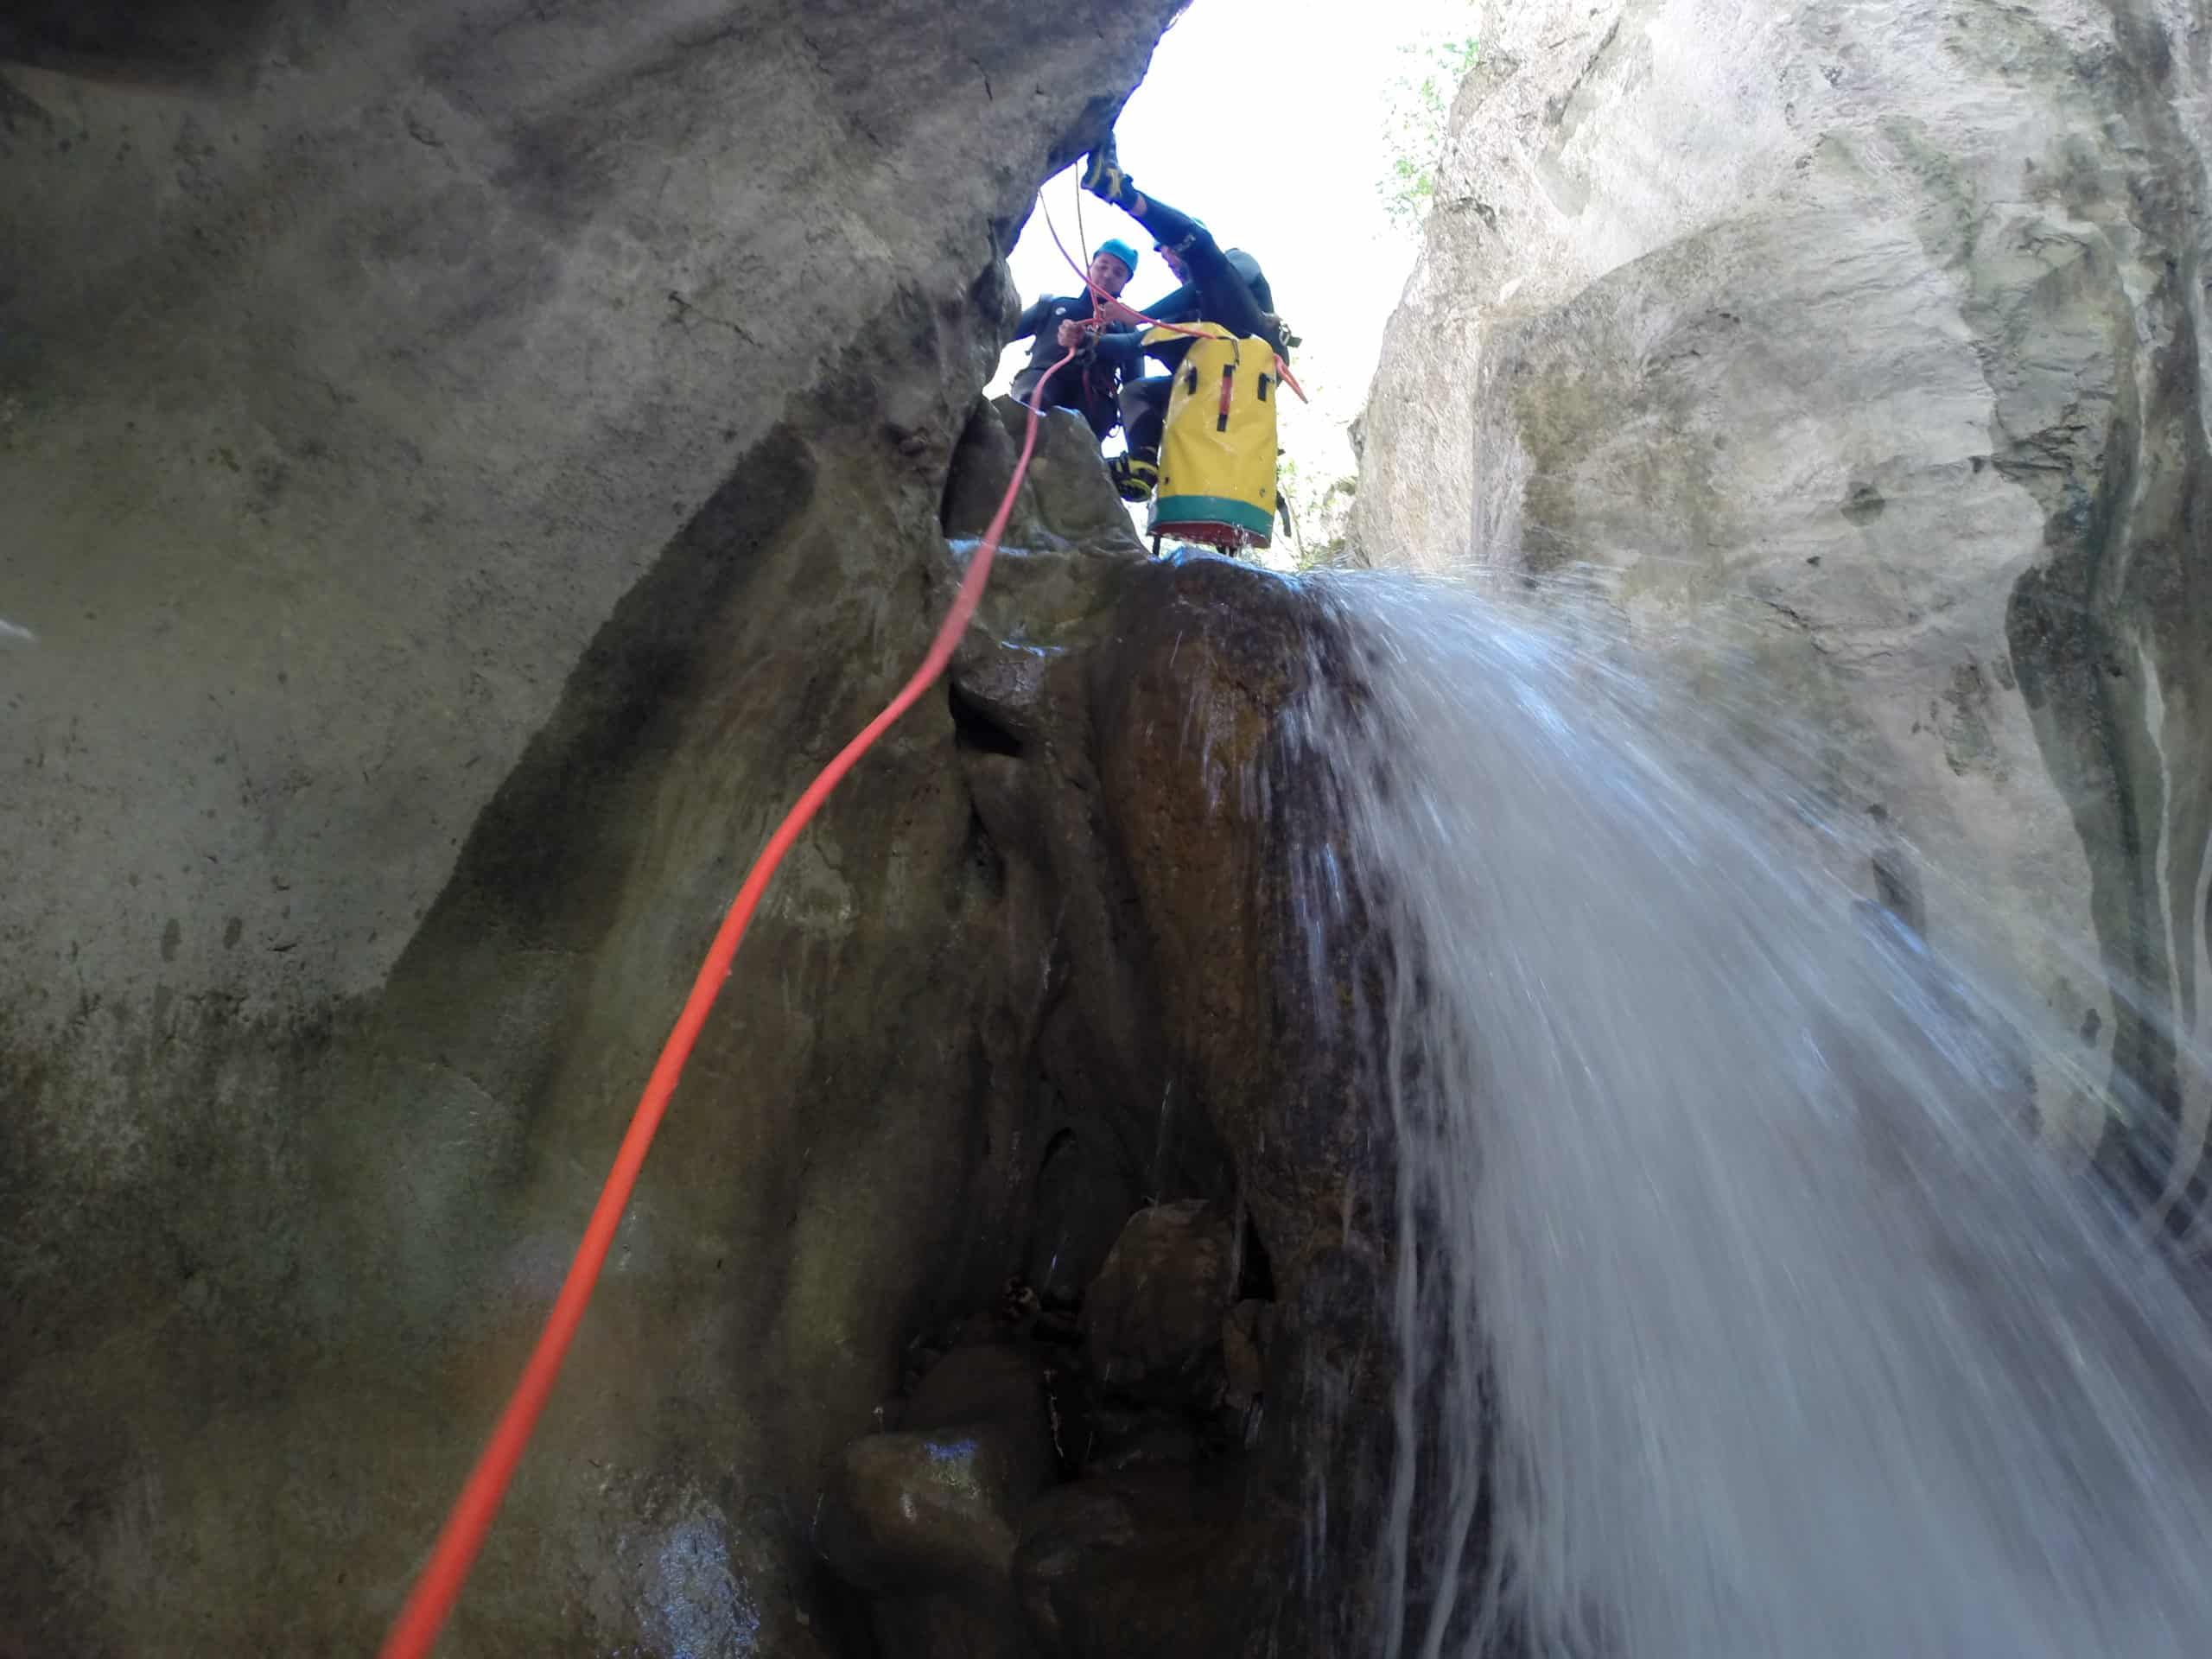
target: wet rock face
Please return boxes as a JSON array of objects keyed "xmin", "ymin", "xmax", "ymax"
[
  {"xmin": 796, "ymin": 407, "xmax": 1408, "ymax": 1657},
  {"xmin": 1012, "ymin": 1470, "xmax": 1245, "ymax": 1658},
  {"xmin": 3, "ymin": 0, "xmax": 1412, "ymax": 1637},
  {"xmin": 1355, "ymin": 0, "xmax": 2210, "ymax": 1185},
  {"xmin": 0, "ymin": 4, "xmax": 1186, "ymax": 1652},
  {"xmin": 1081, "ymin": 1199, "xmax": 1237, "ymax": 1405}
]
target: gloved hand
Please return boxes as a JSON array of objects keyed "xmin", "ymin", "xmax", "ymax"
[{"xmin": 1081, "ymin": 135, "xmax": 1136, "ymax": 206}]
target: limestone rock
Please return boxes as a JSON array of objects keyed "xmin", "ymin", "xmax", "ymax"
[
  {"xmin": 817, "ymin": 1421, "xmax": 1056, "ymax": 1598},
  {"xmin": 1221, "ymin": 1298, "xmax": 1275, "ymax": 1414},
  {"xmin": 1028, "ymin": 1124, "xmax": 1144, "ymax": 1311},
  {"xmin": 1078, "ymin": 1414, "xmax": 1207, "ymax": 1477},
  {"xmin": 906, "ymin": 1341, "xmax": 1057, "ymax": 1447},
  {"xmin": 1083, "ymin": 557, "xmax": 1399, "ymax": 1288},
  {"xmin": 944, "ymin": 396, "xmax": 1149, "ymax": 560},
  {"xmin": 1354, "ymin": 0, "xmax": 2211, "ymax": 1185},
  {"xmin": 0, "ymin": 3, "xmax": 1185, "ymax": 1650},
  {"xmin": 1011, "ymin": 1471, "xmax": 1244, "ymax": 1659},
  {"xmin": 6, "ymin": 48, "xmax": 1411, "ymax": 1618},
  {"xmin": 1082, "ymin": 1200, "xmax": 1237, "ymax": 1406},
  {"xmin": 947, "ymin": 552, "xmax": 1411, "ymax": 1655},
  {"xmin": 788, "ymin": 527, "xmax": 1414, "ymax": 1653}
]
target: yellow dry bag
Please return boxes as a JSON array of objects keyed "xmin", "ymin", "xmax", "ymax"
[{"xmin": 1144, "ymin": 322, "xmax": 1280, "ymax": 552}]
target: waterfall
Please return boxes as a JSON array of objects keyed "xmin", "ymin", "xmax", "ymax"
[{"xmin": 1284, "ymin": 571, "xmax": 2212, "ymax": 1656}]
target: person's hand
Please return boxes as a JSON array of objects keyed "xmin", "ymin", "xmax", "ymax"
[
  {"xmin": 1056, "ymin": 319, "xmax": 1088, "ymax": 349},
  {"xmin": 1098, "ymin": 297, "xmax": 1146, "ymax": 327}
]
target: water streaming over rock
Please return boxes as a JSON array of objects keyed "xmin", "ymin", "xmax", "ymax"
[{"xmin": 1280, "ymin": 571, "xmax": 2212, "ymax": 1657}]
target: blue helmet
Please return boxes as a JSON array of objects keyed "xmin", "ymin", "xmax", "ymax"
[{"xmin": 1094, "ymin": 238, "xmax": 1141, "ymax": 281}]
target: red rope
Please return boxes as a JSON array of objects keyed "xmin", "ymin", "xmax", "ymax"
[{"xmin": 377, "ymin": 346, "xmax": 1080, "ymax": 1659}]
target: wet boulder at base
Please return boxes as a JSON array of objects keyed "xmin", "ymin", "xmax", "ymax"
[{"xmin": 1081, "ymin": 1199, "xmax": 1239, "ymax": 1408}]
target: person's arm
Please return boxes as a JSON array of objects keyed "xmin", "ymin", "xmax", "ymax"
[
  {"xmin": 1009, "ymin": 296, "xmax": 1052, "ymax": 341},
  {"xmin": 1091, "ymin": 326, "xmax": 1146, "ymax": 373},
  {"xmin": 1143, "ymin": 282, "xmax": 1199, "ymax": 324}
]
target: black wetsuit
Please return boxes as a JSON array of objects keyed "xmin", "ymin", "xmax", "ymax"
[
  {"xmin": 1091, "ymin": 190, "xmax": 1281, "ymax": 461},
  {"xmin": 1007, "ymin": 292, "xmax": 1122, "ymax": 440}
]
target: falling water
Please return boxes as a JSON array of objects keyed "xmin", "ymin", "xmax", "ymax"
[{"xmin": 1282, "ymin": 571, "xmax": 2212, "ymax": 1657}]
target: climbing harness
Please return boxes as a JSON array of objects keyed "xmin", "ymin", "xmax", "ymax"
[{"xmin": 377, "ymin": 335, "xmax": 1082, "ymax": 1659}]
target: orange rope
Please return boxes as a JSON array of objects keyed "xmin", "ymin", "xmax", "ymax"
[{"xmin": 377, "ymin": 346, "xmax": 1082, "ymax": 1659}]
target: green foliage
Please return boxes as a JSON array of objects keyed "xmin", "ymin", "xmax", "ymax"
[{"xmin": 1379, "ymin": 27, "xmax": 1482, "ymax": 229}]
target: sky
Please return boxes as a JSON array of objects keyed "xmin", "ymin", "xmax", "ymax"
[{"xmin": 986, "ymin": 0, "xmax": 1475, "ymax": 556}]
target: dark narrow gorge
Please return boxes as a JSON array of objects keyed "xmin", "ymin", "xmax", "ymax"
[{"xmin": 6, "ymin": 3, "xmax": 2211, "ymax": 1655}]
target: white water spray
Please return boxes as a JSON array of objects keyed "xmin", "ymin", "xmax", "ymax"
[{"xmin": 1285, "ymin": 573, "xmax": 2212, "ymax": 1657}]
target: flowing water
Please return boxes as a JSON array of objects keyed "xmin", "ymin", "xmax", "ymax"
[{"xmin": 1284, "ymin": 572, "xmax": 2212, "ymax": 1657}]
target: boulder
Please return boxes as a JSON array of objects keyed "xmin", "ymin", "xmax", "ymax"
[
  {"xmin": 817, "ymin": 1422, "xmax": 1057, "ymax": 1599},
  {"xmin": 905, "ymin": 1341, "xmax": 1058, "ymax": 1449},
  {"xmin": 1011, "ymin": 1471, "xmax": 1244, "ymax": 1659},
  {"xmin": 1082, "ymin": 1200, "xmax": 1237, "ymax": 1406},
  {"xmin": 818, "ymin": 1340, "xmax": 1065, "ymax": 1657}
]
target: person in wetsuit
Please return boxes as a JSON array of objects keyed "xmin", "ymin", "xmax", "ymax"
[
  {"xmin": 1079, "ymin": 136, "xmax": 1286, "ymax": 502},
  {"xmin": 1006, "ymin": 238, "xmax": 1141, "ymax": 441}
]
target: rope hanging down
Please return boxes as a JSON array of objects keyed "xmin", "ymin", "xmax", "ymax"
[{"xmin": 377, "ymin": 340, "xmax": 1084, "ymax": 1659}]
